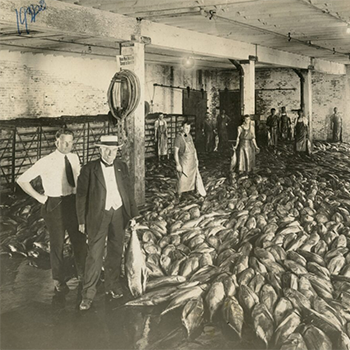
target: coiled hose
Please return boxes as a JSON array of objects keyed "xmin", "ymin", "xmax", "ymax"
[{"xmin": 107, "ymin": 69, "xmax": 141, "ymax": 120}]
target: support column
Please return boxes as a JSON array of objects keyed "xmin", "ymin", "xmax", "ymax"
[
  {"xmin": 345, "ymin": 66, "xmax": 350, "ymax": 143},
  {"xmin": 229, "ymin": 57, "xmax": 256, "ymax": 116},
  {"xmin": 302, "ymin": 69, "xmax": 313, "ymax": 143},
  {"xmin": 121, "ymin": 42, "xmax": 145, "ymax": 206},
  {"xmin": 241, "ymin": 58, "xmax": 256, "ymax": 115}
]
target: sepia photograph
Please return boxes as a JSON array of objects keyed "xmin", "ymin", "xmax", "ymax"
[{"xmin": 1, "ymin": 0, "xmax": 350, "ymax": 349}]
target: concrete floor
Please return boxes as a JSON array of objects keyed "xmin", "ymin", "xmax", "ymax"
[{"xmin": 0, "ymin": 254, "xmax": 254, "ymax": 350}]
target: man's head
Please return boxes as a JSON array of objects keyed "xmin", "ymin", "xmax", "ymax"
[
  {"xmin": 55, "ymin": 128, "xmax": 74, "ymax": 154},
  {"xmin": 95, "ymin": 135, "xmax": 122, "ymax": 165},
  {"xmin": 159, "ymin": 113, "xmax": 164, "ymax": 120},
  {"xmin": 271, "ymin": 108, "xmax": 276, "ymax": 115},
  {"xmin": 282, "ymin": 106, "xmax": 286, "ymax": 113},
  {"xmin": 334, "ymin": 107, "xmax": 338, "ymax": 113},
  {"xmin": 205, "ymin": 112, "xmax": 211, "ymax": 119},
  {"xmin": 181, "ymin": 121, "xmax": 191, "ymax": 135},
  {"xmin": 243, "ymin": 114, "xmax": 251, "ymax": 122}
]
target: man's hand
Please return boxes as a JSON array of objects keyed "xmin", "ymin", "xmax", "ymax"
[
  {"xmin": 176, "ymin": 164, "xmax": 182, "ymax": 173},
  {"xmin": 37, "ymin": 195, "xmax": 48, "ymax": 205},
  {"xmin": 79, "ymin": 224, "xmax": 86, "ymax": 234}
]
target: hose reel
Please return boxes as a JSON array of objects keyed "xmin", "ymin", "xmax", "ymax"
[{"xmin": 107, "ymin": 69, "xmax": 141, "ymax": 120}]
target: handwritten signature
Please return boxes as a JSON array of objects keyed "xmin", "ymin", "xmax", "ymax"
[{"xmin": 15, "ymin": 0, "xmax": 47, "ymax": 35}]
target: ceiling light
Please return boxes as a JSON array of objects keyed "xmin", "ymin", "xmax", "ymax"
[{"xmin": 181, "ymin": 56, "xmax": 195, "ymax": 69}]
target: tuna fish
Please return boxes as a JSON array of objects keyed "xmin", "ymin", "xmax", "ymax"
[
  {"xmin": 274, "ymin": 311, "xmax": 301, "ymax": 347},
  {"xmin": 146, "ymin": 275, "xmax": 187, "ymax": 291},
  {"xmin": 221, "ymin": 296, "xmax": 244, "ymax": 339},
  {"xmin": 280, "ymin": 333, "xmax": 308, "ymax": 350},
  {"xmin": 161, "ymin": 284, "xmax": 207, "ymax": 316},
  {"xmin": 274, "ymin": 297, "xmax": 294, "ymax": 327},
  {"xmin": 126, "ymin": 224, "xmax": 148, "ymax": 297},
  {"xmin": 252, "ymin": 303, "xmax": 274, "ymax": 348},
  {"xmin": 303, "ymin": 325, "xmax": 332, "ymax": 350},
  {"xmin": 205, "ymin": 281, "xmax": 226, "ymax": 322},
  {"xmin": 181, "ymin": 297, "xmax": 204, "ymax": 338}
]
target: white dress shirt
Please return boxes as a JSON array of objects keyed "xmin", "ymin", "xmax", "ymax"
[
  {"xmin": 17, "ymin": 150, "xmax": 80, "ymax": 197},
  {"xmin": 100, "ymin": 162, "xmax": 123, "ymax": 211}
]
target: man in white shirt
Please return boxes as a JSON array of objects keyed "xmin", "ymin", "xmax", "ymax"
[
  {"xmin": 17, "ymin": 128, "xmax": 87, "ymax": 294},
  {"xmin": 76, "ymin": 135, "xmax": 139, "ymax": 311}
]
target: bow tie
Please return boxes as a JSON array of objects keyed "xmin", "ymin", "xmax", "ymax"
[{"xmin": 100, "ymin": 159, "xmax": 114, "ymax": 168}]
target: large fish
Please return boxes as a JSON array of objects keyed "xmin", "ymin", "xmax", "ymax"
[
  {"xmin": 126, "ymin": 223, "xmax": 148, "ymax": 297},
  {"xmin": 205, "ymin": 281, "xmax": 226, "ymax": 322},
  {"xmin": 221, "ymin": 296, "xmax": 244, "ymax": 339},
  {"xmin": 252, "ymin": 303, "xmax": 274, "ymax": 348},
  {"xmin": 274, "ymin": 297, "xmax": 294, "ymax": 327},
  {"xmin": 181, "ymin": 297, "xmax": 204, "ymax": 338},
  {"xmin": 303, "ymin": 325, "xmax": 332, "ymax": 350},
  {"xmin": 146, "ymin": 275, "xmax": 187, "ymax": 291},
  {"xmin": 238, "ymin": 285, "xmax": 259, "ymax": 313},
  {"xmin": 161, "ymin": 284, "xmax": 207, "ymax": 316},
  {"xmin": 280, "ymin": 333, "xmax": 307, "ymax": 350},
  {"xmin": 274, "ymin": 311, "xmax": 301, "ymax": 347},
  {"xmin": 260, "ymin": 283, "xmax": 278, "ymax": 315},
  {"xmin": 125, "ymin": 285, "xmax": 179, "ymax": 306}
]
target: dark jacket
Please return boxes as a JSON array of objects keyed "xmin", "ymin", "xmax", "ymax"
[{"xmin": 76, "ymin": 159, "xmax": 139, "ymax": 234}]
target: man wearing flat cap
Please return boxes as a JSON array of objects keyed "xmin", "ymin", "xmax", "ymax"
[{"xmin": 76, "ymin": 135, "xmax": 139, "ymax": 311}]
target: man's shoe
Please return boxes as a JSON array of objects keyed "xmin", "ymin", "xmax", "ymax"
[
  {"xmin": 79, "ymin": 299, "xmax": 92, "ymax": 311},
  {"xmin": 54, "ymin": 282, "xmax": 69, "ymax": 294},
  {"xmin": 105, "ymin": 290, "xmax": 123, "ymax": 299}
]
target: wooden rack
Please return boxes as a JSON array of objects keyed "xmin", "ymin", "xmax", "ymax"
[{"xmin": 0, "ymin": 115, "xmax": 120, "ymax": 192}]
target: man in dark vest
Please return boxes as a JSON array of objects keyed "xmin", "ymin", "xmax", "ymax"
[{"xmin": 76, "ymin": 135, "xmax": 139, "ymax": 311}]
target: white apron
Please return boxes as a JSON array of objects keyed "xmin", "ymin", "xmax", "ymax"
[{"xmin": 177, "ymin": 135, "xmax": 206, "ymax": 196}]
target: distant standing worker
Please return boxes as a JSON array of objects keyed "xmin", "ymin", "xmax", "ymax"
[
  {"xmin": 331, "ymin": 107, "xmax": 342, "ymax": 142},
  {"xmin": 266, "ymin": 108, "xmax": 279, "ymax": 147},
  {"xmin": 174, "ymin": 121, "xmax": 206, "ymax": 202},
  {"xmin": 202, "ymin": 113, "xmax": 215, "ymax": 152},
  {"xmin": 17, "ymin": 128, "xmax": 86, "ymax": 294},
  {"xmin": 154, "ymin": 113, "xmax": 168, "ymax": 161},
  {"xmin": 279, "ymin": 106, "xmax": 291, "ymax": 140},
  {"xmin": 77, "ymin": 135, "xmax": 139, "ymax": 311},
  {"xmin": 217, "ymin": 109, "xmax": 230, "ymax": 152},
  {"xmin": 295, "ymin": 110, "xmax": 309, "ymax": 153},
  {"xmin": 233, "ymin": 115, "xmax": 260, "ymax": 174}
]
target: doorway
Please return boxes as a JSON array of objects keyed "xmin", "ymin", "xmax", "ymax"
[{"xmin": 183, "ymin": 89, "xmax": 207, "ymax": 150}]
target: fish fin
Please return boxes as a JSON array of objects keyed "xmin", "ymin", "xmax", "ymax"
[{"xmin": 141, "ymin": 266, "xmax": 148, "ymax": 293}]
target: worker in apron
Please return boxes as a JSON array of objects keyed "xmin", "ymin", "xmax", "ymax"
[
  {"xmin": 174, "ymin": 121, "xmax": 206, "ymax": 202},
  {"xmin": 154, "ymin": 113, "xmax": 168, "ymax": 161}
]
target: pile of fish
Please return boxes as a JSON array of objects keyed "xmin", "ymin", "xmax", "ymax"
[
  {"xmin": 125, "ymin": 142, "xmax": 350, "ymax": 349},
  {"xmin": 2, "ymin": 141, "xmax": 350, "ymax": 348},
  {"xmin": 0, "ymin": 195, "xmax": 52, "ymax": 260}
]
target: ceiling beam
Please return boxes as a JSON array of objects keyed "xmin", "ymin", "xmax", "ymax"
[
  {"xmin": 0, "ymin": 0, "xmax": 346, "ymax": 75},
  {"xmin": 141, "ymin": 20, "xmax": 346, "ymax": 75},
  {"xmin": 0, "ymin": 0, "xmax": 138, "ymax": 41}
]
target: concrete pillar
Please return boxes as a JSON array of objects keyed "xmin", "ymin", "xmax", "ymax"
[
  {"xmin": 302, "ymin": 69, "xmax": 313, "ymax": 142},
  {"xmin": 121, "ymin": 42, "xmax": 145, "ymax": 206},
  {"xmin": 344, "ymin": 66, "xmax": 350, "ymax": 142},
  {"xmin": 241, "ymin": 58, "xmax": 256, "ymax": 115}
]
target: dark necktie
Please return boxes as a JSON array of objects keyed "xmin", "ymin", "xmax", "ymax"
[
  {"xmin": 100, "ymin": 159, "xmax": 114, "ymax": 168},
  {"xmin": 65, "ymin": 155, "xmax": 75, "ymax": 187}
]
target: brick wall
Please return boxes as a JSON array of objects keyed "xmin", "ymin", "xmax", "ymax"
[
  {"xmin": 1, "ymin": 51, "xmax": 348, "ymax": 142},
  {"xmin": 145, "ymin": 64, "xmax": 348, "ymax": 142},
  {"xmin": 0, "ymin": 50, "xmax": 116, "ymax": 119},
  {"xmin": 312, "ymin": 71, "xmax": 346, "ymax": 141}
]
